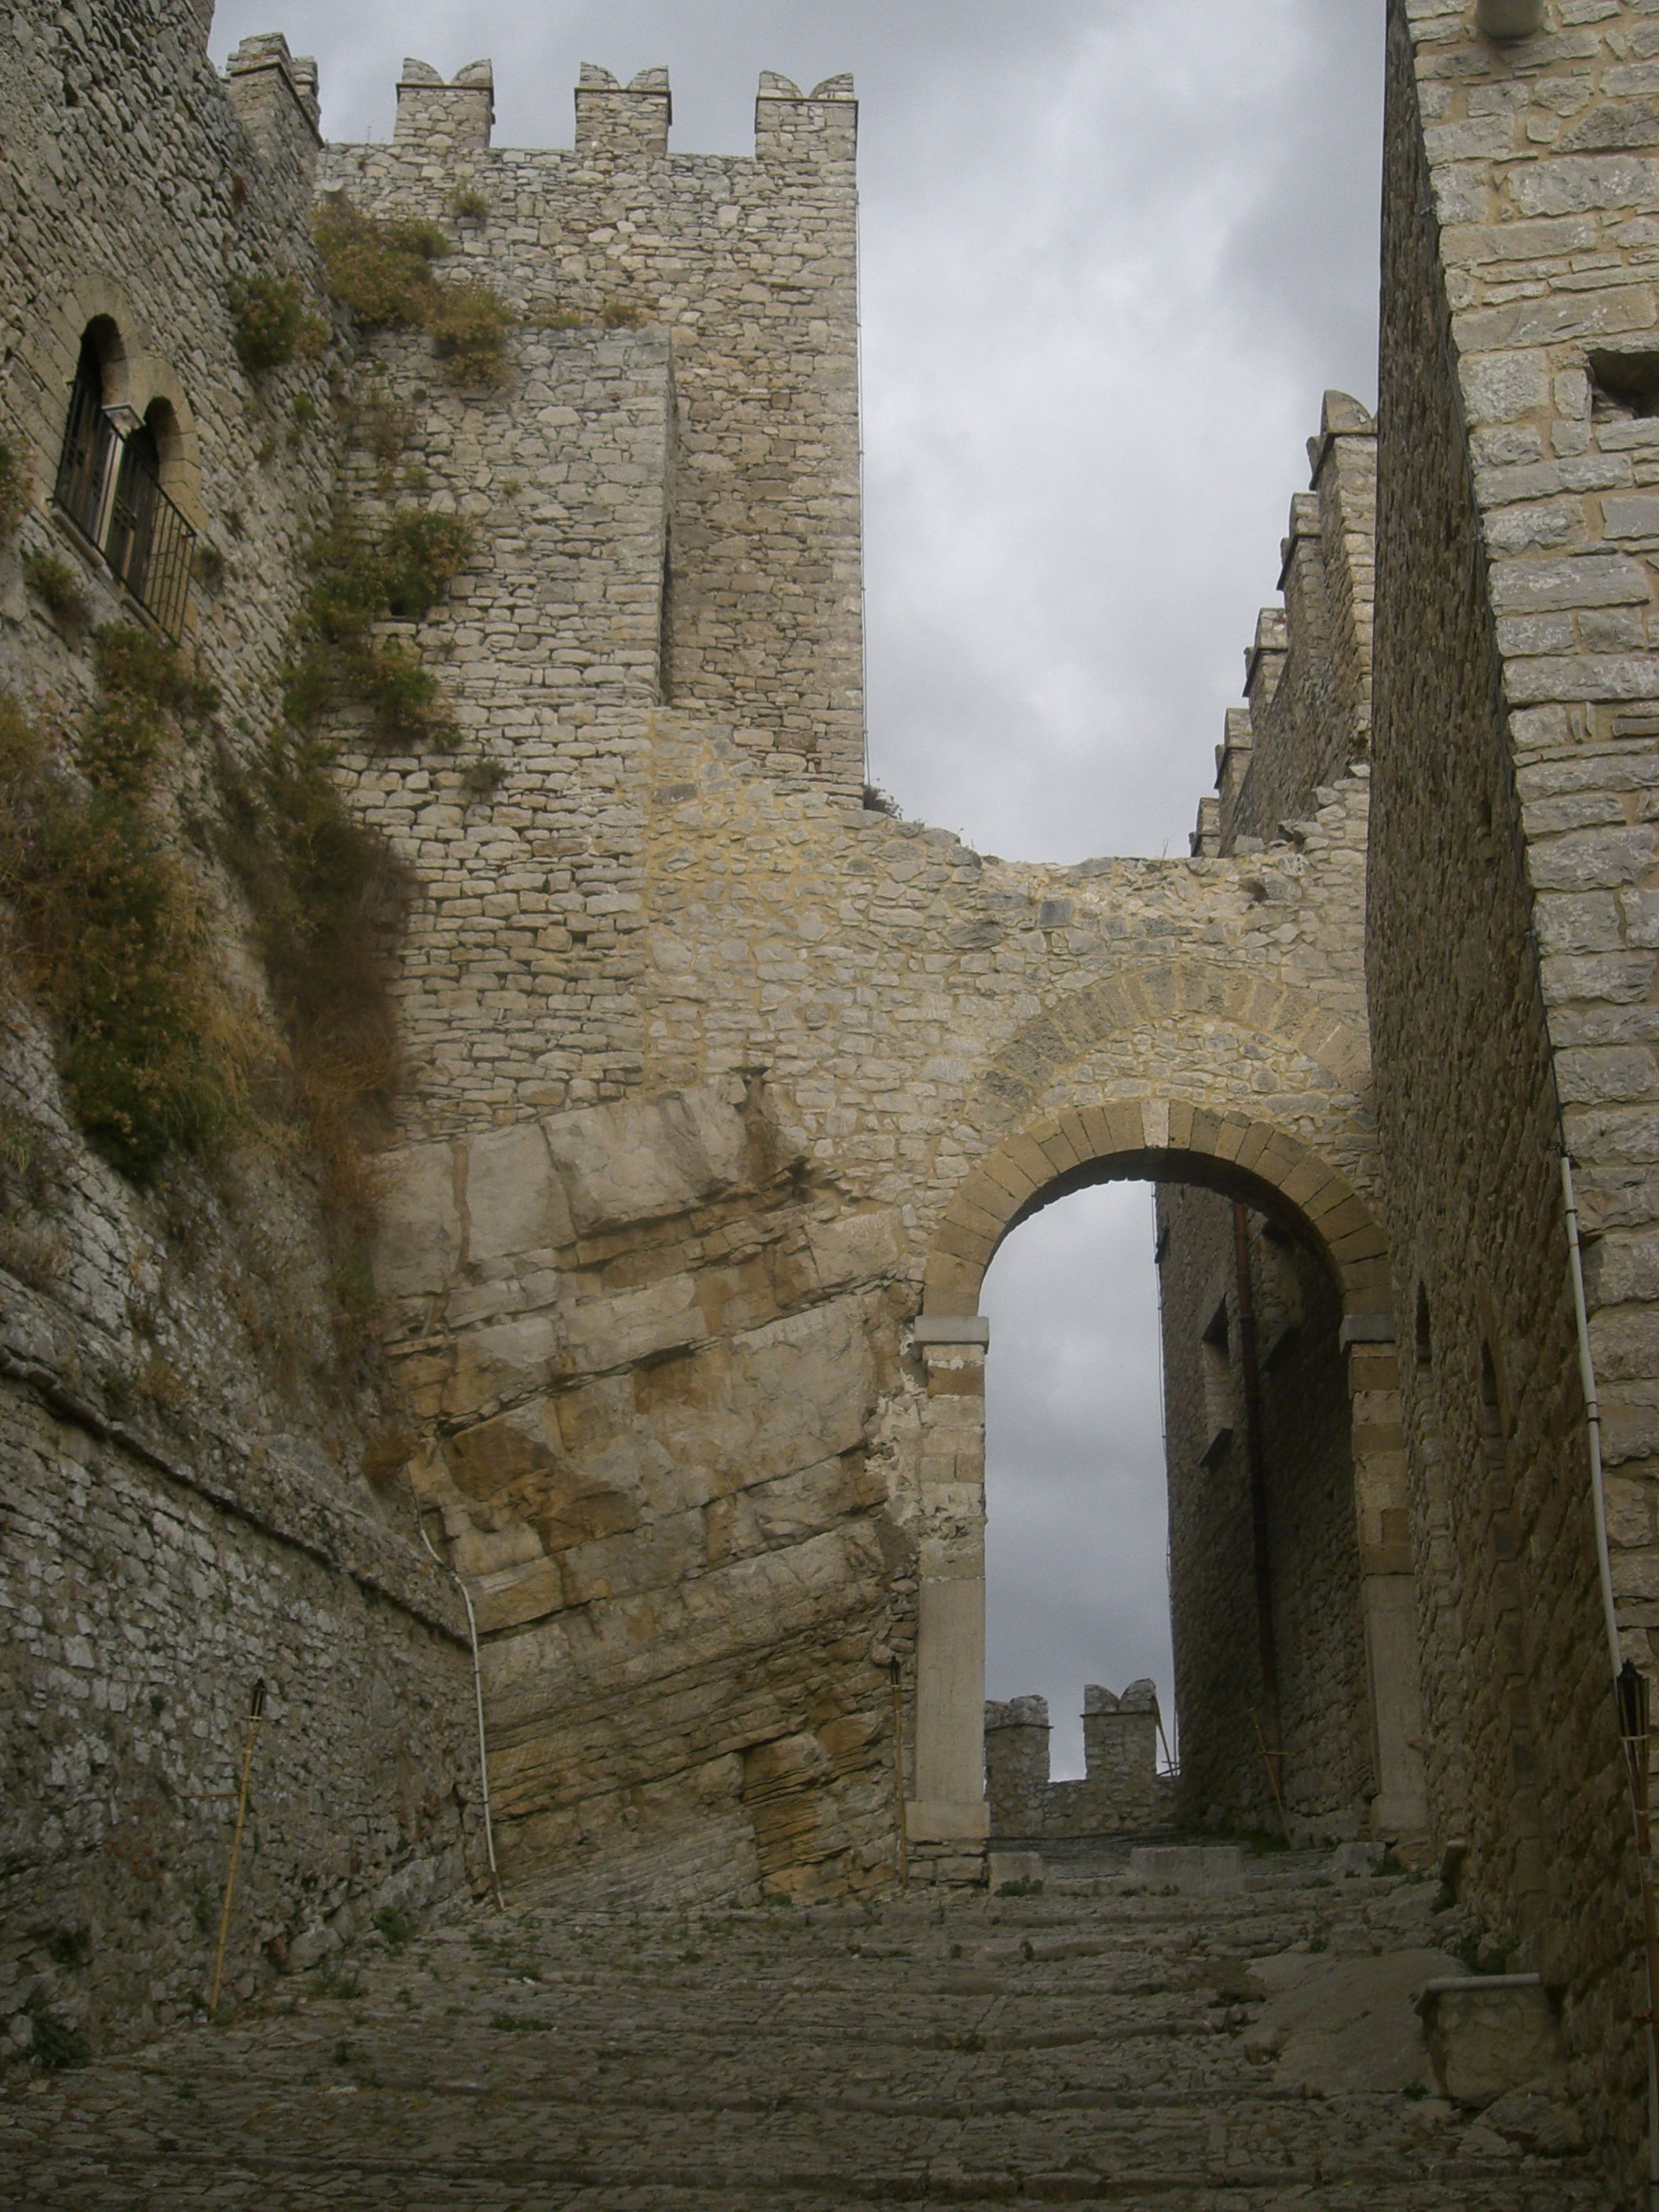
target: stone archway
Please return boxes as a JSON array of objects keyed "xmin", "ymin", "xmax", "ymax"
[{"xmin": 909, "ymin": 1095, "xmax": 1426, "ymax": 1861}]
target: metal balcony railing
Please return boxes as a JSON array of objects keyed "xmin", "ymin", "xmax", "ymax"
[
  {"xmin": 106, "ymin": 449, "xmax": 196, "ymax": 643},
  {"xmin": 53, "ymin": 386, "xmax": 196, "ymax": 642}
]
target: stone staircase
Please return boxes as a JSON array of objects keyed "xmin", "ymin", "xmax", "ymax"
[{"xmin": 0, "ymin": 1841, "xmax": 1610, "ymax": 2207}]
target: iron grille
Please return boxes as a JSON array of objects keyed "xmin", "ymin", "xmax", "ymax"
[
  {"xmin": 106, "ymin": 445, "xmax": 196, "ymax": 643},
  {"xmin": 53, "ymin": 366, "xmax": 116, "ymax": 547}
]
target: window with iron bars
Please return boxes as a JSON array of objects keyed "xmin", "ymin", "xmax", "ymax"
[{"xmin": 53, "ymin": 339, "xmax": 196, "ymax": 642}]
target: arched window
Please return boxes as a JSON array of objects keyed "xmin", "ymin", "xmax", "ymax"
[
  {"xmin": 51, "ymin": 322, "xmax": 196, "ymax": 639},
  {"xmin": 54, "ymin": 324, "xmax": 118, "ymax": 545}
]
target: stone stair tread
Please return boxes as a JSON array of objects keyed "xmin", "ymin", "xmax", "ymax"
[{"xmin": 0, "ymin": 1845, "xmax": 1604, "ymax": 2209}]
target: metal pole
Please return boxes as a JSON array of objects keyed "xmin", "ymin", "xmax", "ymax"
[
  {"xmin": 410, "ymin": 1479, "xmax": 504, "ymax": 1910},
  {"xmin": 208, "ymin": 1678, "xmax": 265, "ymax": 2015},
  {"xmin": 890, "ymin": 1659, "xmax": 910, "ymax": 1888}
]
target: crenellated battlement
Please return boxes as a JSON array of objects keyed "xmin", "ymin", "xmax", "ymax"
[
  {"xmin": 377, "ymin": 56, "xmax": 859, "ymax": 166},
  {"xmin": 395, "ymin": 57, "xmax": 494, "ymax": 156},
  {"xmin": 573, "ymin": 63, "xmax": 672, "ymax": 163},
  {"xmin": 225, "ymin": 31, "xmax": 320, "ymax": 156}
]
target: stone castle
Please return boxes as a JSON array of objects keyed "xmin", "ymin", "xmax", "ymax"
[{"xmin": 2, "ymin": 0, "xmax": 1657, "ymax": 2184}]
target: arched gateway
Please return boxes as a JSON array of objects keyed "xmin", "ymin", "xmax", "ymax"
[{"xmin": 909, "ymin": 1089, "xmax": 1427, "ymax": 1863}]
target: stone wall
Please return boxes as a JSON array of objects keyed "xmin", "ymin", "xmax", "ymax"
[
  {"xmin": 0, "ymin": 0, "xmax": 481, "ymax": 2067},
  {"xmin": 1156, "ymin": 1185, "xmax": 1370, "ymax": 1840},
  {"xmin": 1160, "ymin": 367, "xmax": 1387, "ymax": 1851},
  {"xmin": 1369, "ymin": 0, "xmax": 1654, "ymax": 2169},
  {"xmin": 1196, "ymin": 394, "xmax": 1377, "ymax": 859}
]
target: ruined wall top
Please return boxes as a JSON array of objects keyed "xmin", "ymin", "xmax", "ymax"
[{"xmin": 1193, "ymin": 389, "xmax": 1378, "ymax": 859}]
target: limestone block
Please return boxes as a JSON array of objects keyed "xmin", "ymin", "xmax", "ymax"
[
  {"xmin": 987, "ymin": 1849, "xmax": 1042, "ymax": 1892},
  {"xmin": 444, "ymin": 1313, "xmax": 560, "ymax": 1414},
  {"xmin": 1128, "ymin": 1844, "xmax": 1244, "ymax": 1892},
  {"xmin": 464, "ymin": 1122, "xmax": 573, "ymax": 1262},
  {"xmin": 445, "ymin": 1397, "xmax": 560, "ymax": 1489},
  {"xmin": 561, "ymin": 1273, "xmax": 705, "ymax": 1371},
  {"xmin": 1417, "ymin": 1974, "xmax": 1565, "ymax": 2108},
  {"xmin": 808, "ymin": 1208, "xmax": 900, "ymax": 1288},
  {"xmin": 1253, "ymin": 1946, "xmax": 1454, "ymax": 2094},
  {"xmin": 631, "ymin": 1295, "xmax": 875, "ymax": 1494},
  {"xmin": 544, "ymin": 1085, "xmax": 749, "ymax": 1234},
  {"xmin": 373, "ymin": 1143, "xmax": 460, "ymax": 1297}
]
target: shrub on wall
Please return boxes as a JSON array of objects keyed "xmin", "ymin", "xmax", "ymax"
[
  {"xmin": 23, "ymin": 552, "xmax": 90, "ymax": 628},
  {"xmin": 314, "ymin": 196, "xmax": 514, "ymax": 389},
  {"xmin": 286, "ymin": 507, "xmax": 474, "ymax": 748},
  {"xmin": 228, "ymin": 274, "xmax": 328, "ymax": 376},
  {"xmin": 0, "ymin": 435, "xmax": 28, "ymax": 533},
  {"xmin": 0, "ymin": 643, "xmax": 242, "ymax": 1181}
]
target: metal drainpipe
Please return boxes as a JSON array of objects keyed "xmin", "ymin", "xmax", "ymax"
[
  {"xmin": 1562, "ymin": 1153, "xmax": 1659, "ymax": 2210},
  {"xmin": 410, "ymin": 1481, "xmax": 505, "ymax": 1912},
  {"xmin": 1232, "ymin": 1202, "xmax": 1284, "ymax": 1818}
]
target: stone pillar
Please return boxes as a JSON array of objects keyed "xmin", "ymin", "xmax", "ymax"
[
  {"xmin": 1343, "ymin": 1315, "xmax": 1430, "ymax": 1840},
  {"xmin": 394, "ymin": 60, "xmax": 494, "ymax": 156},
  {"xmin": 575, "ymin": 65, "xmax": 672, "ymax": 164},
  {"xmin": 907, "ymin": 1315, "xmax": 990, "ymax": 1878}
]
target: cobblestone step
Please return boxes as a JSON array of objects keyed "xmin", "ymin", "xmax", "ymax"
[{"xmin": 0, "ymin": 1848, "xmax": 1607, "ymax": 2209}]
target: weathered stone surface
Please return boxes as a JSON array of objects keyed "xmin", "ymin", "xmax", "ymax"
[{"xmin": 0, "ymin": 1847, "xmax": 1605, "ymax": 2208}]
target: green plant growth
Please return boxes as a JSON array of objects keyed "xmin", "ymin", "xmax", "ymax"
[
  {"xmin": 450, "ymin": 186, "xmax": 489, "ymax": 222},
  {"xmin": 314, "ymin": 198, "xmax": 515, "ymax": 389},
  {"xmin": 30, "ymin": 2011, "xmax": 90, "ymax": 2071},
  {"xmin": 192, "ymin": 541, "xmax": 227, "ymax": 594},
  {"xmin": 0, "ymin": 434, "xmax": 28, "ymax": 531},
  {"xmin": 0, "ymin": 647, "xmax": 244, "ymax": 1182},
  {"xmin": 286, "ymin": 508, "xmax": 472, "ymax": 749},
  {"xmin": 228, "ymin": 274, "xmax": 328, "ymax": 375},
  {"xmin": 23, "ymin": 551, "xmax": 90, "ymax": 628},
  {"xmin": 46, "ymin": 1927, "xmax": 93, "ymax": 1970}
]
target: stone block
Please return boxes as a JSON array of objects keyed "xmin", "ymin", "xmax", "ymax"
[
  {"xmin": 987, "ymin": 1849, "xmax": 1042, "ymax": 1892},
  {"xmin": 1128, "ymin": 1844, "xmax": 1245, "ymax": 1892},
  {"xmin": 807, "ymin": 1209, "xmax": 899, "ymax": 1288},
  {"xmin": 544, "ymin": 1086, "xmax": 748, "ymax": 1235},
  {"xmin": 1416, "ymin": 1974, "xmax": 1565, "ymax": 2108},
  {"xmin": 374, "ymin": 1143, "xmax": 460, "ymax": 1297},
  {"xmin": 465, "ymin": 1121, "xmax": 573, "ymax": 1262}
]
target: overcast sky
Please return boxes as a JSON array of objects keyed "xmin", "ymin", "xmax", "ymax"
[{"xmin": 211, "ymin": 0, "xmax": 1385, "ymax": 1783}]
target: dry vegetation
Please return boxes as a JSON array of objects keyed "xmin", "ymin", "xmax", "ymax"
[
  {"xmin": 0, "ymin": 643, "xmax": 236, "ymax": 1181},
  {"xmin": 284, "ymin": 507, "xmax": 475, "ymax": 749},
  {"xmin": 314, "ymin": 197, "xmax": 515, "ymax": 389}
]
